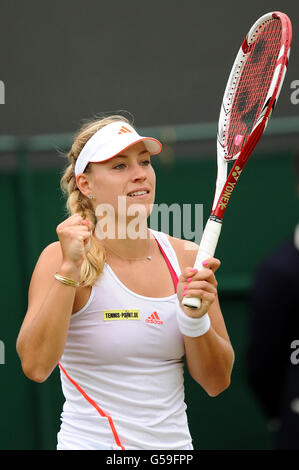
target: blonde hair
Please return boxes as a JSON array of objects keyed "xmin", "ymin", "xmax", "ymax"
[{"xmin": 59, "ymin": 114, "xmax": 131, "ymax": 286}]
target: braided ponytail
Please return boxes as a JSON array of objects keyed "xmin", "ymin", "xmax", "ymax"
[{"xmin": 60, "ymin": 114, "xmax": 131, "ymax": 286}]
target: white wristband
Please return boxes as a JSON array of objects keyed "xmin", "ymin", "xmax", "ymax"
[{"xmin": 176, "ymin": 308, "xmax": 211, "ymax": 337}]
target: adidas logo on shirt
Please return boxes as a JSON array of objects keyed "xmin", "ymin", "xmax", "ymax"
[{"xmin": 145, "ymin": 312, "xmax": 163, "ymax": 325}]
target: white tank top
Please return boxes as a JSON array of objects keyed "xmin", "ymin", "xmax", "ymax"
[{"xmin": 57, "ymin": 229, "xmax": 194, "ymax": 450}]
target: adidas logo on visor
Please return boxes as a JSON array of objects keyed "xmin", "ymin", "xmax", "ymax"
[{"xmin": 118, "ymin": 126, "xmax": 133, "ymax": 135}]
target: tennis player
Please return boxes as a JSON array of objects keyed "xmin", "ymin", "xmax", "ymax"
[{"xmin": 16, "ymin": 115, "xmax": 234, "ymax": 450}]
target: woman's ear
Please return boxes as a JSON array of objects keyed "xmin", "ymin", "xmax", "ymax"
[{"xmin": 76, "ymin": 173, "xmax": 92, "ymax": 198}]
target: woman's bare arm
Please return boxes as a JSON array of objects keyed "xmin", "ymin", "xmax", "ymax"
[
  {"xmin": 168, "ymin": 236, "xmax": 234, "ymax": 396},
  {"xmin": 17, "ymin": 214, "xmax": 92, "ymax": 382},
  {"xmin": 16, "ymin": 242, "xmax": 81, "ymax": 382}
]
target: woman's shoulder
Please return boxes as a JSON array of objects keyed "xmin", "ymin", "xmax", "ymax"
[
  {"xmin": 37, "ymin": 241, "xmax": 62, "ymax": 264},
  {"xmin": 163, "ymin": 232, "xmax": 199, "ymax": 272},
  {"xmin": 30, "ymin": 241, "xmax": 63, "ymax": 283}
]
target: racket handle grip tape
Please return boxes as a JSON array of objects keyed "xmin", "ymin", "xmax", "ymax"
[{"xmin": 182, "ymin": 219, "xmax": 222, "ymax": 309}]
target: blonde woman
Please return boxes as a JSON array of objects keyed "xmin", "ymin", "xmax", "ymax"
[{"xmin": 16, "ymin": 115, "xmax": 234, "ymax": 450}]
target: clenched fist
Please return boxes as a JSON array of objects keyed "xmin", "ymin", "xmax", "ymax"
[{"xmin": 56, "ymin": 213, "xmax": 93, "ymax": 270}]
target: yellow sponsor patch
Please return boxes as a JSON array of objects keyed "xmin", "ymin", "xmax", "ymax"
[{"xmin": 103, "ymin": 309, "xmax": 140, "ymax": 321}]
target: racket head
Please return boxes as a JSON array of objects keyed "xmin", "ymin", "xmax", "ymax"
[
  {"xmin": 211, "ymin": 11, "xmax": 292, "ymax": 217},
  {"xmin": 218, "ymin": 12, "xmax": 292, "ymax": 162}
]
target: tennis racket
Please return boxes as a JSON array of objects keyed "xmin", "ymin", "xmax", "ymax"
[{"xmin": 183, "ymin": 11, "xmax": 292, "ymax": 309}]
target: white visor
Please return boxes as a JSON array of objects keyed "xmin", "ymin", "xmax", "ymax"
[{"xmin": 74, "ymin": 121, "xmax": 162, "ymax": 176}]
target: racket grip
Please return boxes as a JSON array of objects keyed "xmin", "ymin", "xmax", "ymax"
[{"xmin": 182, "ymin": 219, "xmax": 222, "ymax": 309}]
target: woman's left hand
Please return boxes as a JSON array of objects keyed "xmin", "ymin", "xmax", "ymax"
[{"xmin": 177, "ymin": 257, "xmax": 221, "ymax": 319}]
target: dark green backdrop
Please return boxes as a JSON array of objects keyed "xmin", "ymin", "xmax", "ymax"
[
  {"xmin": 1, "ymin": 0, "xmax": 298, "ymax": 452},
  {"xmin": 1, "ymin": 145, "xmax": 298, "ymax": 450}
]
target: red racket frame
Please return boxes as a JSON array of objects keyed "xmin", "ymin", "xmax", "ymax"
[{"xmin": 212, "ymin": 11, "xmax": 292, "ymax": 222}]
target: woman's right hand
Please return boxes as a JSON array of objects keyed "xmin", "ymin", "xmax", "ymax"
[{"xmin": 56, "ymin": 213, "xmax": 92, "ymax": 272}]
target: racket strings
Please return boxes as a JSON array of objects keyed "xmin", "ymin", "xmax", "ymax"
[{"xmin": 225, "ymin": 19, "xmax": 282, "ymax": 158}]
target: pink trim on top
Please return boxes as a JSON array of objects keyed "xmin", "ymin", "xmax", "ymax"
[{"xmin": 151, "ymin": 233, "xmax": 179, "ymax": 292}]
